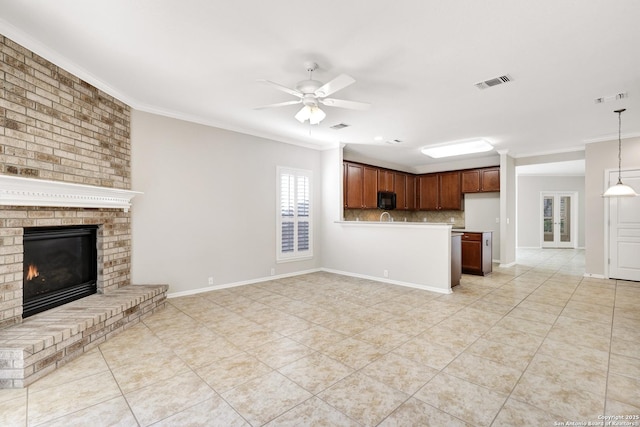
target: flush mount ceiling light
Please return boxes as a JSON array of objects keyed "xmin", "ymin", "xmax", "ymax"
[
  {"xmin": 421, "ymin": 139, "xmax": 493, "ymax": 159},
  {"xmin": 603, "ymin": 108, "xmax": 638, "ymax": 197}
]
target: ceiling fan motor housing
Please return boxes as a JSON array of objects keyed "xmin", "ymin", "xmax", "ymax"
[
  {"xmin": 296, "ymin": 79, "xmax": 323, "ymax": 95},
  {"xmin": 301, "ymin": 94, "xmax": 319, "ymax": 107}
]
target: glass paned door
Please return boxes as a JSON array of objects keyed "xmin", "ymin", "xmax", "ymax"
[
  {"xmin": 543, "ymin": 196, "xmax": 554, "ymax": 243},
  {"xmin": 559, "ymin": 196, "xmax": 571, "ymax": 243},
  {"xmin": 541, "ymin": 192, "xmax": 576, "ymax": 248}
]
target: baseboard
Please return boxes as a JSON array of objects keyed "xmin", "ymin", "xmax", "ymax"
[
  {"xmin": 167, "ymin": 268, "xmax": 322, "ymax": 298},
  {"xmin": 168, "ymin": 267, "xmax": 453, "ymax": 298},
  {"xmin": 498, "ymin": 261, "xmax": 517, "ymax": 268},
  {"xmin": 320, "ymin": 268, "xmax": 452, "ymax": 294},
  {"xmin": 583, "ymin": 272, "xmax": 606, "ymax": 279}
]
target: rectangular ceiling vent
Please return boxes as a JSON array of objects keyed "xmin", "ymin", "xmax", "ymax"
[
  {"xmin": 330, "ymin": 123, "xmax": 350, "ymax": 130},
  {"xmin": 475, "ymin": 74, "xmax": 513, "ymax": 90},
  {"xmin": 594, "ymin": 92, "xmax": 628, "ymax": 104}
]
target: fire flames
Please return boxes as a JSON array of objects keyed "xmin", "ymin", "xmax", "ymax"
[{"xmin": 26, "ymin": 263, "xmax": 40, "ymax": 281}]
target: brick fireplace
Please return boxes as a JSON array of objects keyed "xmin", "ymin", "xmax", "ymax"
[
  {"xmin": 0, "ymin": 204, "xmax": 133, "ymax": 327},
  {"xmin": 0, "ymin": 33, "xmax": 138, "ymax": 324},
  {"xmin": 0, "ymin": 35, "xmax": 167, "ymax": 388}
]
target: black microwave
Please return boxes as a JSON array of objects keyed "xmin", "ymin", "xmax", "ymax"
[{"xmin": 377, "ymin": 191, "xmax": 396, "ymax": 210}]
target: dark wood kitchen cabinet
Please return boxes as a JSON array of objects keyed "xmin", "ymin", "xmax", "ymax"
[
  {"xmin": 344, "ymin": 162, "xmax": 363, "ymax": 208},
  {"xmin": 378, "ymin": 169, "xmax": 394, "ymax": 192},
  {"xmin": 394, "ymin": 172, "xmax": 417, "ymax": 210},
  {"xmin": 393, "ymin": 172, "xmax": 417, "ymax": 210},
  {"xmin": 417, "ymin": 174, "xmax": 438, "ymax": 210},
  {"xmin": 418, "ymin": 171, "xmax": 462, "ymax": 210},
  {"xmin": 344, "ymin": 162, "xmax": 378, "ymax": 208},
  {"xmin": 406, "ymin": 175, "xmax": 416, "ymax": 210},
  {"xmin": 461, "ymin": 167, "xmax": 500, "ymax": 193},
  {"xmin": 461, "ymin": 232, "xmax": 492, "ymax": 275},
  {"xmin": 363, "ymin": 166, "xmax": 378, "ymax": 208},
  {"xmin": 393, "ymin": 172, "xmax": 406, "ymax": 210}
]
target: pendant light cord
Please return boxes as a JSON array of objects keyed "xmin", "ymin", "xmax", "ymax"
[{"xmin": 615, "ymin": 108, "xmax": 626, "ymax": 184}]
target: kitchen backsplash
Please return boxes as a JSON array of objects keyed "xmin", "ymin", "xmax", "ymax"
[{"xmin": 343, "ymin": 209, "xmax": 465, "ymax": 228}]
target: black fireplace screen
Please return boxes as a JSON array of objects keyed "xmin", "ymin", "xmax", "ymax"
[{"xmin": 23, "ymin": 225, "xmax": 98, "ymax": 318}]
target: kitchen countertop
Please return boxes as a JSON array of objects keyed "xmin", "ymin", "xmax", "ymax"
[
  {"xmin": 338, "ymin": 221, "xmax": 493, "ymax": 234},
  {"xmin": 452, "ymin": 229, "xmax": 494, "ymax": 233},
  {"xmin": 336, "ymin": 220, "xmax": 453, "ymax": 226}
]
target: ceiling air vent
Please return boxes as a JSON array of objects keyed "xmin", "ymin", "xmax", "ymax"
[
  {"xmin": 330, "ymin": 123, "xmax": 350, "ymax": 130},
  {"xmin": 474, "ymin": 74, "xmax": 513, "ymax": 90},
  {"xmin": 594, "ymin": 92, "xmax": 628, "ymax": 104}
]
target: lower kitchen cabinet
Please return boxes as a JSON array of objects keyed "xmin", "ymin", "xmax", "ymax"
[{"xmin": 461, "ymin": 232, "xmax": 492, "ymax": 275}]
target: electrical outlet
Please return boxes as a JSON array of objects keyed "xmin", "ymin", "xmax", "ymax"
[
  {"xmin": 270, "ymin": 268, "xmax": 275, "ymax": 276},
  {"xmin": 208, "ymin": 277, "xmax": 214, "ymax": 285},
  {"xmin": 496, "ymin": 217, "xmax": 500, "ymax": 223},
  {"xmin": 383, "ymin": 269, "xmax": 389, "ymax": 278}
]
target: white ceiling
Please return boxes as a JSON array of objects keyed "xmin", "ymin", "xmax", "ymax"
[{"xmin": 1, "ymin": 0, "xmax": 639, "ymax": 171}]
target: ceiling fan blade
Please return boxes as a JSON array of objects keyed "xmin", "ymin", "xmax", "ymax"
[
  {"xmin": 320, "ymin": 98, "xmax": 371, "ymax": 110},
  {"xmin": 314, "ymin": 74, "xmax": 355, "ymax": 97},
  {"xmin": 257, "ymin": 79, "xmax": 303, "ymax": 98},
  {"xmin": 254, "ymin": 100, "xmax": 302, "ymax": 110}
]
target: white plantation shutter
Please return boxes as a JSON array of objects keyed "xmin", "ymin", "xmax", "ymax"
[{"xmin": 277, "ymin": 167, "xmax": 312, "ymax": 261}]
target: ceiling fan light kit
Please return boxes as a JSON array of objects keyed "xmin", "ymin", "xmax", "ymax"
[
  {"xmin": 421, "ymin": 139, "xmax": 494, "ymax": 159},
  {"xmin": 295, "ymin": 105, "xmax": 326, "ymax": 125},
  {"xmin": 257, "ymin": 61, "xmax": 370, "ymax": 125},
  {"xmin": 603, "ymin": 108, "xmax": 638, "ymax": 197}
]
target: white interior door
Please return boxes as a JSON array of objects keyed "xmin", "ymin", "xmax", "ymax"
[
  {"xmin": 608, "ymin": 169, "xmax": 640, "ymax": 281},
  {"xmin": 541, "ymin": 192, "xmax": 577, "ymax": 248}
]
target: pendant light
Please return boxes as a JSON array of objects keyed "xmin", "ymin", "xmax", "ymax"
[{"xmin": 603, "ymin": 108, "xmax": 638, "ymax": 197}]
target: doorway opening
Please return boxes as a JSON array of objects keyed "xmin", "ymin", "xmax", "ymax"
[{"xmin": 541, "ymin": 192, "xmax": 577, "ymax": 248}]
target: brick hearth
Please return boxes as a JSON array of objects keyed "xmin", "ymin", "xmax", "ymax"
[{"xmin": 0, "ymin": 284, "xmax": 167, "ymax": 388}]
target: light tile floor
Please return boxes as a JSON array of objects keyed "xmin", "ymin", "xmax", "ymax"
[{"xmin": 1, "ymin": 249, "xmax": 639, "ymax": 426}]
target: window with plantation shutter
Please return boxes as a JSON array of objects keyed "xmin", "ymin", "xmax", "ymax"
[{"xmin": 277, "ymin": 167, "xmax": 312, "ymax": 261}]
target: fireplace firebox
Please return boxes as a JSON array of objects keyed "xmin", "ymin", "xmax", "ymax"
[{"xmin": 23, "ymin": 225, "xmax": 98, "ymax": 318}]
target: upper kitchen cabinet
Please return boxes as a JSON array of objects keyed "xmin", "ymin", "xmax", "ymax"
[
  {"xmin": 417, "ymin": 174, "xmax": 438, "ymax": 210},
  {"xmin": 344, "ymin": 162, "xmax": 378, "ymax": 208},
  {"xmin": 378, "ymin": 169, "xmax": 394, "ymax": 192},
  {"xmin": 393, "ymin": 172, "xmax": 406, "ymax": 210},
  {"xmin": 439, "ymin": 171, "xmax": 463, "ymax": 209},
  {"xmin": 461, "ymin": 167, "xmax": 500, "ymax": 193},
  {"xmin": 393, "ymin": 172, "xmax": 416, "ymax": 210},
  {"xmin": 418, "ymin": 171, "xmax": 462, "ymax": 211},
  {"xmin": 363, "ymin": 166, "xmax": 378, "ymax": 207},
  {"xmin": 406, "ymin": 175, "xmax": 416, "ymax": 210}
]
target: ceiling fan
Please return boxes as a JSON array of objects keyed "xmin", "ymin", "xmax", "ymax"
[{"xmin": 255, "ymin": 61, "xmax": 370, "ymax": 125}]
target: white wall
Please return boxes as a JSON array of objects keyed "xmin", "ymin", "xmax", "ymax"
[
  {"xmin": 130, "ymin": 110, "xmax": 322, "ymax": 294},
  {"xmin": 499, "ymin": 153, "xmax": 517, "ymax": 265},
  {"xmin": 323, "ymin": 222, "xmax": 453, "ymax": 293},
  {"xmin": 464, "ymin": 193, "xmax": 501, "ymax": 260},
  {"xmin": 585, "ymin": 136, "xmax": 640, "ymax": 277},
  {"xmin": 321, "ymin": 148, "xmax": 452, "ymax": 292},
  {"xmin": 517, "ymin": 175, "xmax": 585, "ymax": 248}
]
